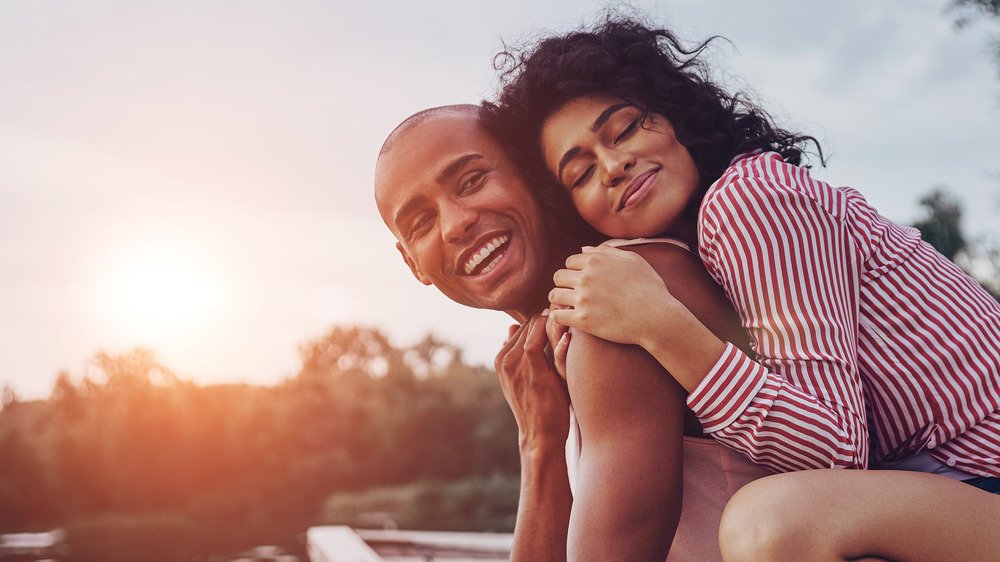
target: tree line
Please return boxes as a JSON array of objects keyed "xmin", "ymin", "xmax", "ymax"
[{"xmin": 0, "ymin": 327, "xmax": 520, "ymax": 560}]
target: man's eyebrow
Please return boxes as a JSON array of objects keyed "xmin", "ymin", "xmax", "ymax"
[
  {"xmin": 557, "ymin": 103, "xmax": 632, "ymax": 181},
  {"xmin": 393, "ymin": 194, "xmax": 428, "ymax": 231},
  {"xmin": 435, "ymin": 153, "xmax": 485, "ymax": 185},
  {"xmin": 392, "ymin": 153, "xmax": 486, "ymax": 231}
]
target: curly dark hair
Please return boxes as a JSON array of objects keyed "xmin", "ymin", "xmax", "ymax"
[{"xmin": 481, "ymin": 16, "xmax": 823, "ymax": 244}]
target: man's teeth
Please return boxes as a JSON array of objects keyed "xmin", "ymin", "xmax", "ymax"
[{"xmin": 464, "ymin": 235, "xmax": 510, "ymax": 275}]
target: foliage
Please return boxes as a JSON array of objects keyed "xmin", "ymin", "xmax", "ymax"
[
  {"xmin": 912, "ymin": 187, "xmax": 968, "ymax": 261},
  {"xmin": 911, "ymin": 187, "xmax": 1000, "ymax": 301},
  {"xmin": 951, "ymin": 0, "xmax": 1000, "ymax": 74},
  {"xmin": 0, "ymin": 328, "xmax": 519, "ymax": 560},
  {"xmin": 321, "ymin": 476, "xmax": 520, "ymax": 532}
]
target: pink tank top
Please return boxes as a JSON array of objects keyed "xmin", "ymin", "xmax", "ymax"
[{"xmin": 565, "ymin": 237, "xmax": 775, "ymax": 561}]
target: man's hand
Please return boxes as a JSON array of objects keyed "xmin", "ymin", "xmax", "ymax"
[{"xmin": 495, "ymin": 314, "xmax": 571, "ymax": 453}]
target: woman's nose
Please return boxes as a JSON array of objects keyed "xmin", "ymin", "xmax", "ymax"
[{"xmin": 597, "ymin": 147, "xmax": 635, "ymax": 188}]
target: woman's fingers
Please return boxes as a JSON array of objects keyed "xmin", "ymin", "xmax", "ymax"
[
  {"xmin": 549, "ymin": 287, "xmax": 577, "ymax": 308},
  {"xmin": 565, "ymin": 252, "xmax": 589, "ymax": 270},
  {"xmin": 550, "ymin": 307, "xmax": 580, "ymax": 329},
  {"xmin": 553, "ymin": 268, "xmax": 582, "ymax": 288}
]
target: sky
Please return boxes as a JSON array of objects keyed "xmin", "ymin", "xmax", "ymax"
[{"xmin": 2, "ymin": 0, "xmax": 998, "ymax": 399}]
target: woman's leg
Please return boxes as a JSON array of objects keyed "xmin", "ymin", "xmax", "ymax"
[{"xmin": 719, "ymin": 469, "xmax": 1000, "ymax": 562}]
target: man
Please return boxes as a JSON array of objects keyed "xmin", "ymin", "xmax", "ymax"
[{"xmin": 374, "ymin": 105, "xmax": 766, "ymax": 561}]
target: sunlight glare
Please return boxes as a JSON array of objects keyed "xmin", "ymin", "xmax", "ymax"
[{"xmin": 102, "ymin": 255, "xmax": 224, "ymax": 343}]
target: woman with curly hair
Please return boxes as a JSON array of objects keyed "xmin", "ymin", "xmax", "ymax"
[{"xmin": 485, "ymin": 16, "xmax": 1000, "ymax": 561}]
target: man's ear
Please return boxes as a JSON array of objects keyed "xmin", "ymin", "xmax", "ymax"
[{"xmin": 396, "ymin": 242, "xmax": 432, "ymax": 285}]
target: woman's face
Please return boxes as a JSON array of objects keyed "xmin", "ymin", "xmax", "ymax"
[{"xmin": 540, "ymin": 95, "xmax": 700, "ymax": 239}]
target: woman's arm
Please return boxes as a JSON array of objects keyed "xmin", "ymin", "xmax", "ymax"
[{"xmin": 551, "ymin": 162, "xmax": 870, "ymax": 473}]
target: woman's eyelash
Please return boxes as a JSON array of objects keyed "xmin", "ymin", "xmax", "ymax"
[
  {"xmin": 615, "ymin": 119, "xmax": 639, "ymax": 143},
  {"xmin": 571, "ymin": 165, "xmax": 595, "ymax": 189}
]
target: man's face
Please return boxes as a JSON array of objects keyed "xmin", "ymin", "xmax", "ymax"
[{"xmin": 375, "ymin": 111, "xmax": 549, "ymax": 314}]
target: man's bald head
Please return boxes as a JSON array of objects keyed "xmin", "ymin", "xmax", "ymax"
[
  {"xmin": 373, "ymin": 104, "xmax": 556, "ymax": 318},
  {"xmin": 378, "ymin": 104, "xmax": 481, "ymax": 158}
]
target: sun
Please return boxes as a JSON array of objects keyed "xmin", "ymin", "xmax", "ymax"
[{"xmin": 99, "ymin": 254, "xmax": 224, "ymax": 344}]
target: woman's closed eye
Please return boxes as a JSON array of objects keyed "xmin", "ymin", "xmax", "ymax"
[
  {"xmin": 614, "ymin": 118, "xmax": 639, "ymax": 143},
  {"xmin": 570, "ymin": 164, "xmax": 595, "ymax": 190}
]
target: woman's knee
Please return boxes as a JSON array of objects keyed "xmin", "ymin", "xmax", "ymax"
[{"xmin": 719, "ymin": 474, "xmax": 817, "ymax": 561}]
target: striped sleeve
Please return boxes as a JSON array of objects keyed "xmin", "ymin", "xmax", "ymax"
[{"xmin": 690, "ymin": 158, "xmax": 869, "ymax": 472}]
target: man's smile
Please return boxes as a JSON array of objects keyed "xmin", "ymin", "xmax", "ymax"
[{"xmin": 460, "ymin": 232, "xmax": 511, "ymax": 276}]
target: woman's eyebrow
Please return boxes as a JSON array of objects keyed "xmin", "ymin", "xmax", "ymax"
[
  {"xmin": 590, "ymin": 103, "xmax": 631, "ymax": 132},
  {"xmin": 557, "ymin": 103, "xmax": 632, "ymax": 180}
]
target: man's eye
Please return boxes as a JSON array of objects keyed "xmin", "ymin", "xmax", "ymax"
[
  {"xmin": 409, "ymin": 213, "xmax": 432, "ymax": 237},
  {"xmin": 459, "ymin": 170, "xmax": 488, "ymax": 194},
  {"xmin": 570, "ymin": 165, "xmax": 595, "ymax": 190},
  {"xmin": 614, "ymin": 119, "xmax": 639, "ymax": 143}
]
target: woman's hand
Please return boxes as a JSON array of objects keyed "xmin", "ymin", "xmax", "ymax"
[
  {"xmin": 495, "ymin": 314, "xmax": 571, "ymax": 452},
  {"xmin": 549, "ymin": 245, "xmax": 677, "ymax": 349}
]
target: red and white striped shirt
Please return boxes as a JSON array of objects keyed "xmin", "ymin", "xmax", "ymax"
[{"xmin": 687, "ymin": 152, "xmax": 1000, "ymax": 477}]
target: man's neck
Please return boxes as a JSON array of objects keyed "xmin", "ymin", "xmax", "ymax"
[{"xmin": 504, "ymin": 235, "xmax": 577, "ymax": 325}]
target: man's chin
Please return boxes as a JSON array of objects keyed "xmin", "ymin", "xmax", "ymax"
[{"xmin": 446, "ymin": 273, "xmax": 535, "ymax": 313}]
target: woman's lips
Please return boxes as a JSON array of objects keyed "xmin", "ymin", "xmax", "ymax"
[{"xmin": 618, "ymin": 169, "xmax": 659, "ymax": 211}]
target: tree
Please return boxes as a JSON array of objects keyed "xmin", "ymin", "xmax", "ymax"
[
  {"xmin": 951, "ymin": 0, "xmax": 1000, "ymax": 72},
  {"xmin": 912, "ymin": 187, "xmax": 968, "ymax": 261}
]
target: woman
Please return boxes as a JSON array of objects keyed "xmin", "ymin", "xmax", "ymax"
[{"xmin": 484, "ymin": 16, "xmax": 1000, "ymax": 560}]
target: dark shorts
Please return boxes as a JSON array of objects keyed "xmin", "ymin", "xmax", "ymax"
[{"xmin": 963, "ymin": 476, "xmax": 1000, "ymax": 494}]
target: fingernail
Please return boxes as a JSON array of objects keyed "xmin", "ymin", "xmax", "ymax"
[
  {"xmin": 541, "ymin": 308, "xmax": 549, "ymax": 317},
  {"xmin": 582, "ymin": 246, "xmax": 594, "ymax": 251}
]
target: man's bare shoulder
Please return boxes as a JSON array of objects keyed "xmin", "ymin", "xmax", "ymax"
[
  {"xmin": 614, "ymin": 242, "xmax": 705, "ymax": 282},
  {"xmin": 611, "ymin": 240, "xmax": 751, "ymax": 356}
]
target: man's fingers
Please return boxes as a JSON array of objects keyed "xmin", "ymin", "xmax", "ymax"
[
  {"xmin": 524, "ymin": 314, "xmax": 548, "ymax": 352},
  {"xmin": 545, "ymin": 308, "xmax": 568, "ymax": 349},
  {"xmin": 495, "ymin": 321, "xmax": 528, "ymax": 371},
  {"xmin": 553, "ymin": 331, "xmax": 571, "ymax": 380},
  {"xmin": 548, "ymin": 287, "xmax": 577, "ymax": 308},
  {"xmin": 505, "ymin": 323, "xmax": 519, "ymax": 343}
]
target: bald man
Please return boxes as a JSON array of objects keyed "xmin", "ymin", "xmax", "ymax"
[{"xmin": 374, "ymin": 105, "xmax": 769, "ymax": 561}]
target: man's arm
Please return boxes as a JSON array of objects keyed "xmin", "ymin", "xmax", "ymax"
[
  {"xmin": 565, "ymin": 330, "xmax": 685, "ymax": 562},
  {"xmin": 495, "ymin": 316, "xmax": 573, "ymax": 561},
  {"xmin": 561, "ymin": 243, "xmax": 754, "ymax": 561},
  {"xmin": 501, "ymin": 244, "xmax": 753, "ymax": 560}
]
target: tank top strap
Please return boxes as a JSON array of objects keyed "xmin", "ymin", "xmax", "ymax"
[{"xmin": 602, "ymin": 237, "xmax": 692, "ymax": 253}]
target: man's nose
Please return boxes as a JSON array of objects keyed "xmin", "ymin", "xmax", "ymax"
[
  {"xmin": 597, "ymin": 146, "xmax": 635, "ymax": 188},
  {"xmin": 440, "ymin": 200, "xmax": 479, "ymax": 243}
]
